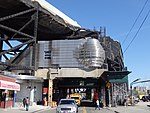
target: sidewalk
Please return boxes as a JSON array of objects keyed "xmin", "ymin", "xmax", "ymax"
[
  {"xmin": 107, "ymin": 101, "xmax": 150, "ymax": 113},
  {"xmin": 0, "ymin": 105, "xmax": 53, "ymax": 113}
]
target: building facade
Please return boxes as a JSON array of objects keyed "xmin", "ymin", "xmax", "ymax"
[{"xmin": 0, "ymin": 74, "xmax": 20, "ymax": 108}]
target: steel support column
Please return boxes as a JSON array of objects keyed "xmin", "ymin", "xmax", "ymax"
[
  {"xmin": 48, "ymin": 79, "xmax": 53, "ymax": 106},
  {"xmin": 0, "ymin": 34, "xmax": 3, "ymax": 60},
  {"xmin": 31, "ymin": 2, "xmax": 39, "ymax": 75}
]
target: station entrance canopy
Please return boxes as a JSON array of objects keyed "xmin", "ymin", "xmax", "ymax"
[{"xmin": 102, "ymin": 71, "xmax": 131, "ymax": 82}]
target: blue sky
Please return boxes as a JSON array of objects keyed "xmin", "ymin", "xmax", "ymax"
[{"xmin": 48, "ymin": 0, "xmax": 150, "ymax": 86}]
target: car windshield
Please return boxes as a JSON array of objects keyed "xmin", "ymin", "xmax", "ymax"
[{"xmin": 59, "ymin": 100, "xmax": 75, "ymax": 105}]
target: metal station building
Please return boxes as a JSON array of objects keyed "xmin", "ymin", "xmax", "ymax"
[{"xmin": 0, "ymin": 0, "xmax": 130, "ymax": 107}]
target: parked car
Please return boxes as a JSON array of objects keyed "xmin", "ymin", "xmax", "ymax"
[
  {"xmin": 56, "ymin": 99, "xmax": 78, "ymax": 113},
  {"xmin": 134, "ymin": 97, "xmax": 140, "ymax": 104},
  {"xmin": 142, "ymin": 96, "xmax": 150, "ymax": 102},
  {"xmin": 127, "ymin": 95, "xmax": 139, "ymax": 105}
]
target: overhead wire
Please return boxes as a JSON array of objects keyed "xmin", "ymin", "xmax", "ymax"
[
  {"xmin": 122, "ymin": 0, "xmax": 149, "ymax": 45},
  {"xmin": 124, "ymin": 7, "xmax": 150, "ymax": 53}
]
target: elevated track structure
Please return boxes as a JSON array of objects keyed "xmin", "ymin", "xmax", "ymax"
[{"xmin": 0, "ymin": 0, "xmax": 83, "ymax": 71}]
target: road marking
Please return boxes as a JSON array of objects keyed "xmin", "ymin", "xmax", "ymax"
[{"xmin": 83, "ymin": 107, "xmax": 87, "ymax": 113}]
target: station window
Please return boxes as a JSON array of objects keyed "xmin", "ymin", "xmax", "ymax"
[{"xmin": 44, "ymin": 51, "xmax": 51, "ymax": 59}]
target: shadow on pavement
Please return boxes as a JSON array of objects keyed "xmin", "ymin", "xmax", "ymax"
[
  {"xmin": 147, "ymin": 105, "xmax": 150, "ymax": 107},
  {"xmin": 81, "ymin": 100, "xmax": 104, "ymax": 108},
  {"xmin": 81, "ymin": 100, "xmax": 95, "ymax": 107}
]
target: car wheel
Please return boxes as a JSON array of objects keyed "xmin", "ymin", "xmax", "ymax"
[{"xmin": 134, "ymin": 100, "xmax": 138, "ymax": 104}]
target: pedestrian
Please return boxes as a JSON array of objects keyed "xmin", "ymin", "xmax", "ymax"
[
  {"xmin": 93, "ymin": 91, "xmax": 98, "ymax": 106},
  {"xmin": 124, "ymin": 96, "xmax": 128, "ymax": 107},
  {"xmin": 25, "ymin": 97, "xmax": 29, "ymax": 111},
  {"xmin": 23, "ymin": 98, "xmax": 26, "ymax": 108},
  {"xmin": 66, "ymin": 94, "xmax": 70, "ymax": 99},
  {"xmin": 95, "ymin": 99, "xmax": 100, "ymax": 110}
]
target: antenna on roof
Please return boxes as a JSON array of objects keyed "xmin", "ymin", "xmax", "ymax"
[{"xmin": 99, "ymin": 27, "xmax": 106, "ymax": 38}]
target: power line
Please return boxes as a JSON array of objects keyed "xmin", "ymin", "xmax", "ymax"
[
  {"xmin": 122, "ymin": 0, "xmax": 149, "ymax": 45},
  {"xmin": 124, "ymin": 7, "xmax": 150, "ymax": 53}
]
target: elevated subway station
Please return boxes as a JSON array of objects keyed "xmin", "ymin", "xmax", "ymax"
[
  {"xmin": 0, "ymin": 0, "xmax": 130, "ymax": 107},
  {"xmin": 42, "ymin": 69, "xmax": 130, "ymax": 107}
]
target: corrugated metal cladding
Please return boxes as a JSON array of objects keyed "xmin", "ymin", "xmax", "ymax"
[{"xmin": 37, "ymin": 38, "xmax": 105, "ymax": 68}]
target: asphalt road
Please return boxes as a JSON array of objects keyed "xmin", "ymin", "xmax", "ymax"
[
  {"xmin": 45, "ymin": 101, "xmax": 150, "ymax": 113},
  {"xmin": 0, "ymin": 101, "xmax": 150, "ymax": 113},
  {"xmin": 39, "ymin": 107, "xmax": 115, "ymax": 113}
]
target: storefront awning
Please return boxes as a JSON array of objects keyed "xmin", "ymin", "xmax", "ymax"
[
  {"xmin": 103, "ymin": 71, "xmax": 131, "ymax": 79},
  {"xmin": 0, "ymin": 80, "xmax": 20, "ymax": 91}
]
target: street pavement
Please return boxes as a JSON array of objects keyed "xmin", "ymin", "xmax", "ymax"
[
  {"xmin": 107, "ymin": 101, "xmax": 150, "ymax": 113},
  {"xmin": 0, "ymin": 101, "xmax": 150, "ymax": 113}
]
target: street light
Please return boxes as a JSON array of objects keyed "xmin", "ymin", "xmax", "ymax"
[
  {"xmin": 130, "ymin": 78, "xmax": 141, "ymax": 86},
  {"xmin": 130, "ymin": 78, "xmax": 140, "ymax": 105}
]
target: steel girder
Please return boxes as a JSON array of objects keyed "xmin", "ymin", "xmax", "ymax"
[
  {"xmin": 111, "ymin": 82, "xmax": 128, "ymax": 106},
  {"xmin": 0, "ymin": 3, "xmax": 38, "ymax": 71}
]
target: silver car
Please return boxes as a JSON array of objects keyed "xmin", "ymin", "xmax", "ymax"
[{"xmin": 56, "ymin": 99, "xmax": 78, "ymax": 113}]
